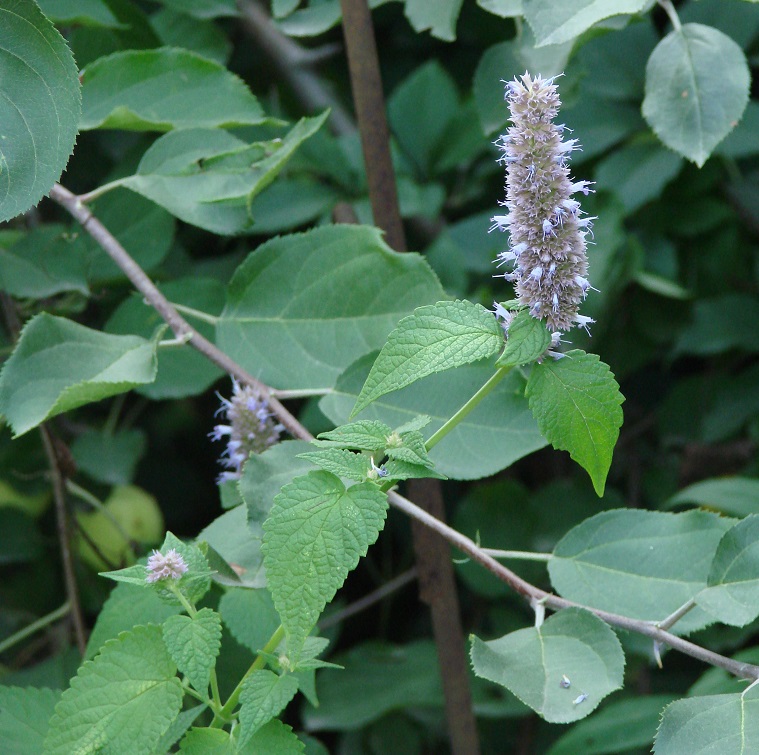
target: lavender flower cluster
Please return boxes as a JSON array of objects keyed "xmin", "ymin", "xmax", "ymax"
[
  {"xmin": 145, "ymin": 548, "xmax": 188, "ymax": 583},
  {"xmin": 210, "ymin": 380, "xmax": 284, "ymax": 483},
  {"xmin": 492, "ymin": 73, "xmax": 595, "ymax": 340}
]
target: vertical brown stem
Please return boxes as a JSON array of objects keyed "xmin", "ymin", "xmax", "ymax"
[
  {"xmin": 40, "ymin": 426, "xmax": 87, "ymax": 655},
  {"xmin": 339, "ymin": 3, "xmax": 480, "ymax": 752},
  {"xmin": 338, "ymin": 0, "xmax": 406, "ymax": 253}
]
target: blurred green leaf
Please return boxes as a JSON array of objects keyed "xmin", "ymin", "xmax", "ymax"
[
  {"xmin": 0, "ymin": 686, "xmax": 61, "ymax": 755},
  {"xmin": 71, "ymin": 428, "xmax": 146, "ymax": 485},
  {"xmin": 642, "ymin": 24, "xmax": 749, "ymax": 166},
  {"xmin": 0, "ymin": 314, "xmax": 158, "ymax": 437}
]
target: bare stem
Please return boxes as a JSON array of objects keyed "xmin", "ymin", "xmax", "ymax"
[
  {"xmin": 40, "ymin": 426, "xmax": 87, "ymax": 655},
  {"xmin": 51, "ymin": 180, "xmax": 759, "ymax": 682},
  {"xmin": 657, "ymin": 0, "xmax": 682, "ymax": 32},
  {"xmin": 482, "ymin": 548, "xmax": 553, "ymax": 562},
  {"xmin": 0, "ymin": 602, "xmax": 71, "ymax": 656},
  {"xmin": 656, "ymin": 598, "xmax": 697, "ymax": 632}
]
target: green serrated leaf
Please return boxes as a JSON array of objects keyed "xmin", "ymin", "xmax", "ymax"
[
  {"xmin": 218, "ymin": 587, "xmax": 281, "ymax": 656},
  {"xmin": 549, "ymin": 509, "xmax": 736, "ymax": 634},
  {"xmin": 262, "ymin": 471, "xmax": 388, "ymax": 654},
  {"xmin": 497, "ymin": 310, "xmax": 552, "ymax": 367},
  {"xmin": 119, "ymin": 114, "xmax": 327, "ymax": 234},
  {"xmin": 162, "ymin": 608, "xmax": 222, "ymax": 694},
  {"xmin": 238, "ymin": 670, "xmax": 299, "ymax": 747},
  {"xmin": 642, "ymin": 23, "xmax": 750, "ymax": 166},
  {"xmin": 351, "ymin": 300, "xmax": 502, "ymax": 416},
  {"xmin": 526, "ymin": 350, "xmax": 623, "ymax": 496},
  {"xmin": 86, "ymin": 582, "xmax": 181, "ymax": 660},
  {"xmin": 80, "ymin": 48, "xmax": 264, "ymax": 131},
  {"xmin": 696, "ymin": 515, "xmax": 759, "ymax": 626},
  {"xmin": 322, "ymin": 358, "xmax": 546, "ymax": 481},
  {"xmin": 315, "ymin": 420, "xmax": 392, "ymax": 452},
  {"xmin": 217, "ymin": 225, "xmax": 446, "ymax": 389},
  {"xmin": 297, "ymin": 448, "xmax": 372, "ymax": 481},
  {"xmin": 0, "ymin": 0, "xmax": 81, "ymax": 223},
  {"xmin": 238, "ymin": 441, "xmax": 315, "ymax": 524},
  {"xmin": 470, "ymin": 608, "xmax": 625, "ymax": 723},
  {"xmin": 179, "ymin": 719, "xmax": 305, "ymax": 753},
  {"xmin": 43, "ymin": 625, "xmax": 183, "ymax": 755},
  {"xmin": 524, "ymin": 0, "xmax": 651, "ymax": 47},
  {"xmin": 385, "ymin": 430, "xmax": 434, "ymax": 467},
  {"xmin": 654, "ymin": 685, "xmax": 759, "ymax": 754},
  {"xmin": 0, "ymin": 686, "xmax": 61, "ymax": 754},
  {"xmin": 0, "ymin": 313, "xmax": 158, "ymax": 437}
]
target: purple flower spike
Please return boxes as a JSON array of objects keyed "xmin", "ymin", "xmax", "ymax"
[
  {"xmin": 491, "ymin": 73, "xmax": 595, "ymax": 335},
  {"xmin": 210, "ymin": 380, "xmax": 284, "ymax": 482}
]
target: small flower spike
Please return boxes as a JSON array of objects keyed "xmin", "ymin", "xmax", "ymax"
[
  {"xmin": 210, "ymin": 380, "xmax": 285, "ymax": 482},
  {"xmin": 492, "ymin": 73, "xmax": 595, "ymax": 336},
  {"xmin": 145, "ymin": 548, "xmax": 189, "ymax": 583}
]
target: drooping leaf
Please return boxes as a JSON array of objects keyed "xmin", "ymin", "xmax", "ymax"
[
  {"xmin": 80, "ymin": 48, "xmax": 264, "ymax": 131},
  {"xmin": 153, "ymin": 0, "xmax": 239, "ymax": 19},
  {"xmin": 217, "ymin": 225, "xmax": 446, "ymax": 389},
  {"xmin": 654, "ymin": 685, "xmax": 759, "ymax": 754},
  {"xmin": 262, "ymin": 471, "xmax": 388, "ymax": 655},
  {"xmin": 0, "ymin": 0, "xmax": 81, "ymax": 223},
  {"xmin": 523, "ymin": 0, "xmax": 651, "ymax": 47},
  {"xmin": 237, "ymin": 670, "xmax": 299, "ymax": 747},
  {"xmin": 548, "ymin": 509, "xmax": 735, "ymax": 633},
  {"xmin": 675, "ymin": 295, "xmax": 759, "ymax": 356},
  {"xmin": 351, "ymin": 300, "xmax": 501, "ymax": 416},
  {"xmin": 526, "ymin": 350, "xmax": 624, "ymax": 496},
  {"xmin": 118, "ymin": 114, "xmax": 328, "ymax": 234},
  {"xmin": 149, "ymin": 9, "xmax": 231, "ymax": 64},
  {"xmin": 0, "ymin": 686, "xmax": 61, "ymax": 754},
  {"xmin": 404, "ymin": 0, "xmax": 464, "ymax": 41},
  {"xmin": 43, "ymin": 625, "xmax": 183, "ymax": 755},
  {"xmin": 322, "ymin": 358, "xmax": 547, "ymax": 480},
  {"xmin": 162, "ymin": 608, "xmax": 222, "ymax": 694},
  {"xmin": 218, "ymin": 587, "xmax": 281, "ymax": 656},
  {"xmin": 470, "ymin": 608, "xmax": 625, "ymax": 723},
  {"xmin": 0, "ymin": 314, "xmax": 158, "ymax": 437},
  {"xmin": 696, "ymin": 515, "xmax": 759, "ymax": 626},
  {"xmin": 642, "ymin": 23, "xmax": 750, "ymax": 166}
]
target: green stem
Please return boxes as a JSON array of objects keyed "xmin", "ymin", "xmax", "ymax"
[
  {"xmin": 0, "ymin": 602, "xmax": 71, "ymax": 655},
  {"xmin": 481, "ymin": 548, "xmax": 553, "ymax": 562},
  {"xmin": 425, "ymin": 366, "xmax": 512, "ymax": 451},
  {"xmin": 658, "ymin": 0, "xmax": 682, "ymax": 32},
  {"xmin": 209, "ymin": 669, "xmax": 223, "ymax": 713},
  {"xmin": 77, "ymin": 178, "xmax": 129, "ymax": 204},
  {"xmin": 168, "ymin": 584, "xmax": 197, "ymax": 618},
  {"xmin": 170, "ymin": 302, "xmax": 220, "ymax": 326},
  {"xmin": 211, "ymin": 624, "xmax": 286, "ymax": 727}
]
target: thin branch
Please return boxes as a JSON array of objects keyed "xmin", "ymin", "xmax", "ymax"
[
  {"xmin": 40, "ymin": 426, "xmax": 87, "ymax": 655},
  {"xmin": 482, "ymin": 548, "xmax": 552, "ymax": 562},
  {"xmin": 318, "ymin": 568, "xmax": 417, "ymax": 630},
  {"xmin": 50, "ymin": 182, "xmax": 759, "ymax": 682},
  {"xmin": 656, "ymin": 598, "xmax": 697, "ymax": 632},
  {"xmin": 387, "ymin": 488, "xmax": 759, "ymax": 681},
  {"xmin": 0, "ymin": 602, "xmax": 71, "ymax": 656},
  {"xmin": 48, "ymin": 184, "xmax": 310, "ymax": 444}
]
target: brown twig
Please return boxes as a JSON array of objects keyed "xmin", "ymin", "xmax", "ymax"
[
  {"xmin": 48, "ymin": 181, "xmax": 759, "ymax": 684},
  {"xmin": 39, "ymin": 426, "xmax": 87, "ymax": 655}
]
